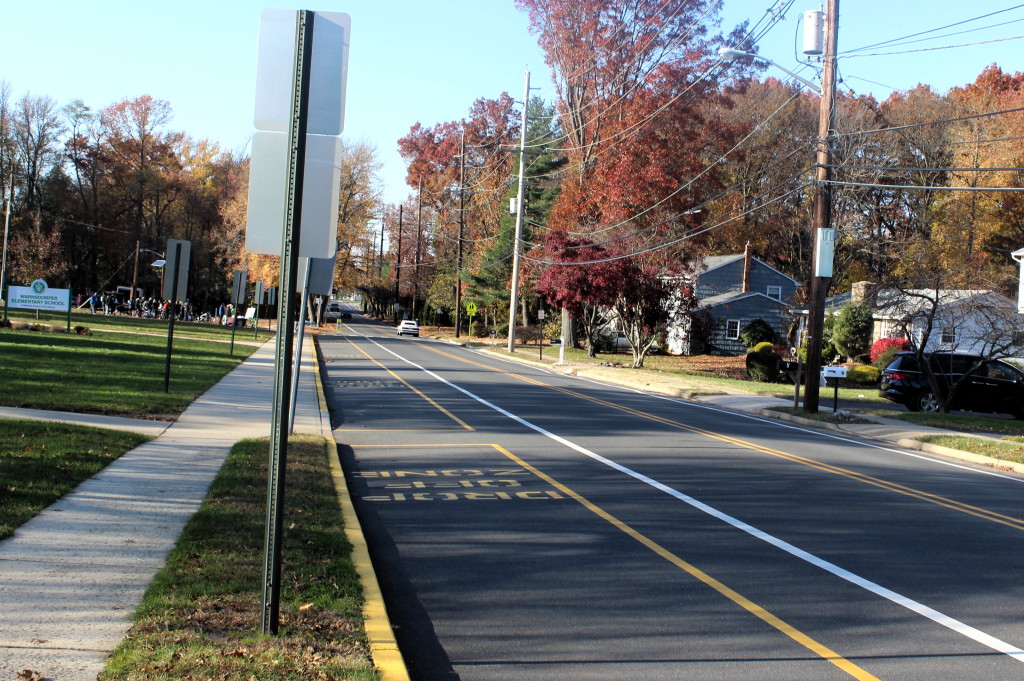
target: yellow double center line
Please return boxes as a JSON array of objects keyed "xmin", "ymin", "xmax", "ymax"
[{"xmin": 423, "ymin": 344, "xmax": 1024, "ymax": 532}]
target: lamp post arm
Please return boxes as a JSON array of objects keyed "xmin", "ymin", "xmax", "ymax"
[{"xmin": 718, "ymin": 47, "xmax": 822, "ymax": 95}]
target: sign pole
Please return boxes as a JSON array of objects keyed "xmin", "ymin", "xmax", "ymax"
[
  {"xmin": 288, "ymin": 259, "xmax": 311, "ymax": 434},
  {"xmin": 262, "ymin": 9, "xmax": 314, "ymax": 637},
  {"xmin": 163, "ymin": 242, "xmax": 182, "ymax": 393}
]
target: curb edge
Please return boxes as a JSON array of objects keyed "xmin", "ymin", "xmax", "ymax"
[{"xmin": 311, "ymin": 335, "xmax": 411, "ymax": 681}]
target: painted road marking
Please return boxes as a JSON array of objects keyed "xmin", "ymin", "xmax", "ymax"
[
  {"xmin": 421, "ymin": 344, "xmax": 1024, "ymax": 531},
  {"xmin": 358, "ymin": 334, "xmax": 1024, "ymax": 666},
  {"xmin": 492, "ymin": 444, "xmax": 881, "ymax": 681},
  {"xmin": 352, "ymin": 441, "xmax": 878, "ymax": 679},
  {"xmin": 340, "ymin": 336, "xmax": 474, "ymax": 431}
]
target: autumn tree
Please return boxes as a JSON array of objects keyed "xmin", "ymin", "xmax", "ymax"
[
  {"xmin": 397, "ymin": 94, "xmax": 521, "ymax": 324},
  {"xmin": 697, "ymin": 78, "xmax": 817, "ymax": 282}
]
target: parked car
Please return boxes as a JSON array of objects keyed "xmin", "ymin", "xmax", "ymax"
[
  {"xmin": 879, "ymin": 351, "xmax": 1024, "ymax": 418},
  {"xmin": 397, "ymin": 320, "xmax": 419, "ymax": 337}
]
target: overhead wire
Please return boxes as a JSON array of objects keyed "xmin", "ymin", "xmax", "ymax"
[
  {"xmin": 841, "ymin": 4, "xmax": 1024, "ymax": 54},
  {"xmin": 523, "ymin": 181, "xmax": 813, "ymax": 266}
]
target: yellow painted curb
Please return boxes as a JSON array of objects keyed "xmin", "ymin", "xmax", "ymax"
[{"xmin": 311, "ymin": 335, "xmax": 411, "ymax": 681}]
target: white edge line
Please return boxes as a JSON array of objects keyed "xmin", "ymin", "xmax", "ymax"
[
  {"xmin": 536, "ymin": 368, "xmax": 1024, "ymax": 485},
  {"xmin": 357, "ymin": 333, "xmax": 1024, "ymax": 663}
]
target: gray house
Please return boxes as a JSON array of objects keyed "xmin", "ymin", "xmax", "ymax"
[
  {"xmin": 667, "ymin": 246, "xmax": 801, "ymax": 355},
  {"xmin": 800, "ymin": 282, "xmax": 1023, "ymax": 356}
]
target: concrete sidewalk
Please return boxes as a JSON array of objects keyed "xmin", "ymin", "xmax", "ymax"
[{"xmin": 0, "ymin": 336, "xmax": 326, "ymax": 681}]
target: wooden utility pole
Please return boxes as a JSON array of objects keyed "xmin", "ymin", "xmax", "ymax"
[
  {"xmin": 394, "ymin": 205, "xmax": 403, "ymax": 323},
  {"xmin": 802, "ymin": 0, "xmax": 839, "ymax": 414},
  {"xmin": 455, "ymin": 130, "xmax": 466, "ymax": 338},
  {"xmin": 413, "ymin": 179, "xmax": 422, "ymax": 320},
  {"xmin": 507, "ymin": 68, "xmax": 530, "ymax": 353}
]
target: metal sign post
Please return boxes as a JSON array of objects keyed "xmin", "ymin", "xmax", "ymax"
[
  {"xmin": 229, "ymin": 269, "xmax": 248, "ymax": 356},
  {"xmin": 254, "ymin": 281, "xmax": 265, "ymax": 339},
  {"xmin": 261, "ymin": 10, "xmax": 314, "ymax": 636},
  {"xmin": 163, "ymin": 242, "xmax": 184, "ymax": 393},
  {"xmin": 248, "ymin": 7, "xmax": 349, "ymax": 637}
]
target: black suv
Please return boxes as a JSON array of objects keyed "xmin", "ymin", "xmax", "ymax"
[{"xmin": 879, "ymin": 351, "xmax": 1024, "ymax": 418}]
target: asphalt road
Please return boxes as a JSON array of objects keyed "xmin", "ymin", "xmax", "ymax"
[{"xmin": 319, "ymin": 314, "xmax": 1024, "ymax": 681}]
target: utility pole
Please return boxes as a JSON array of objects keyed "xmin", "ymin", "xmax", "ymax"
[
  {"xmin": 507, "ymin": 68, "xmax": 530, "ymax": 353},
  {"xmin": 413, "ymin": 179, "xmax": 422, "ymax": 320},
  {"xmin": 802, "ymin": 0, "xmax": 839, "ymax": 414},
  {"xmin": 131, "ymin": 240, "xmax": 140, "ymax": 299},
  {"xmin": 455, "ymin": 130, "xmax": 466, "ymax": 338},
  {"xmin": 378, "ymin": 218, "xmax": 385, "ymax": 278},
  {"xmin": 394, "ymin": 205, "xmax": 403, "ymax": 323},
  {"xmin": 1, "ymin": 179, "xmax": 13, "ymax": 301}
]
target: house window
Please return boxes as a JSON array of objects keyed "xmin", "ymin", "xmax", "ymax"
[
  {"xmin": 726, "ymin": 319, "xmax": 741, "ymax": 340},
  {"xmin": 766, "ymin": 285, "xmax": 782, "ymax": 301},
  {"xmin": 941, "ymin": 327, "xmax": 956, "ymax": 344}
]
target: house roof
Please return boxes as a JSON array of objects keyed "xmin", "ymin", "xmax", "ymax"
[
  {"xmin": 805, "ymin": 288, "xmax": 1017, "ymax": 316},
  {"xmin": 699, "ymin": 290, "xmax": 792, "ymax": 310},
  {"xmin": 698, "ymin": 253, "xmax": 801, "ymax": 286}
]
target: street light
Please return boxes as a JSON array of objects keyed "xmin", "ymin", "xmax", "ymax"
[
  {"xmin": 131, "ymin": 242, "xmax": 166, "ymax": 299},
  {"xmin": 716, "ymin": 47, "xmax": 821, "ymax": 95}
]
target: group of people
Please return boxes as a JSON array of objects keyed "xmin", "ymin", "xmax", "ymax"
[{"xmin": 83, "ymin": 293, "xmax": 194, "ymax": 321}]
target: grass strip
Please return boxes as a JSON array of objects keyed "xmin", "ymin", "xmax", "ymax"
[
  {"xmin": 100, "ymin": 437, "xmax": 376, "ymax": 681},
  {"xmin": 0, "ymin": 328, "xmax": 254, "ymax": 417},
  {"xmin": 864, "ymin": 410, "xmax": 1024, "ymax": 436},
  {"xmin": 915, "ymin": 434, "xmax": 1024, "ymax": 464},
  {"xmin": 5, "ymin": 309, "xmax": 275, "ymax": 343},
  {"xmin": 0, "ymin": 419, "xmax": 150, "ymax": 539}
]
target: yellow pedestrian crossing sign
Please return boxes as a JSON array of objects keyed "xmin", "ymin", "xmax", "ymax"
[{"xmin": 466, "ymin": 302, "xmax": 477, "ymax": 316}]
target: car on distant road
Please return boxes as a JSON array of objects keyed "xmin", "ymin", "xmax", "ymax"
[
  {"xmin": 879, "ymin": 351, "xmax": 1024, "ymax": 418},
  {"xmin": 325, "ymin": 301, "xmax": 344, "ymax": 321},
  {"xmin": 397, "ymin": 320, "xmax": 419, "ymax": 337}
]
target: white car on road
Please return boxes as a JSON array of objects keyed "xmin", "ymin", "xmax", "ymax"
[{"xmin": 397, "ymin": 320, "xmax": 419, "ymax": 337}]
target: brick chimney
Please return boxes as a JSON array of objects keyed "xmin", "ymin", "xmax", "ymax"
[
  {"xmin": 741, "ymin": 242, "xmax": 752, "ymax": 293},
  {"xmin": 851, "ymin": 281, "xmax": 878, "ymax": 307}
]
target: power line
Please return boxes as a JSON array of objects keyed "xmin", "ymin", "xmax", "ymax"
[
  {"xmin": 827, "ymin": 180, "xmax": 1024, "ymax": 192},
  {"xmin": 524, "ymin": 181, "xmax": 813, "ymax": 267},
  {"xmin": 842, "ymin": 4, "xmax": 1024, "ymax": 54},
  {"xmin": 832, "ymin": 105, "xmax": 1024, "ymax": 138}
]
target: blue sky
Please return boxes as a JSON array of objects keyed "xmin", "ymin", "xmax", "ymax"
[{"xmin": 3, "ymin": 1, "xmax": 1022, "ymax": 206}]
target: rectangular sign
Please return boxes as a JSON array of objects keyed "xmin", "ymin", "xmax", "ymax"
[
  {"xmin": 163, "ymin": 239, "xmax": 191, "ymax": 301},
  {"xmin": 306, "ymin": 256, "xmax": 337, "ymax": 296},
  {"xmin": 253, "ymin": 9, "xmax": 351, "ymax": 136},
  {"xmin": 8, "ymin": 283, "xmax": 70, "ymax": 311},
  {"xmin": 231, "ymin": 270, "xmax": 249, "ymax": 306},
  {"xmin": 244, "ymin": 131, "xmax": 341, "ymax": 257}
]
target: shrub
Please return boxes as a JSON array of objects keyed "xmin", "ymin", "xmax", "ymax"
[
  {"xmin": 833, "ymin": 302, "xmax": 874, "ymax": 360},
  {"xmin": 872, "ymin": 345, "xmax": 905, "ymax": 370},
  {"xmin": 746, "ymin": 346, "xmax": 781, "ymax": 382},
  {"xmin": 870, "ymin": 337, "xmax": 910, "ymax": 363},
  {"xmin": 543, "ymin": 317, "xmax": 562, "ymax": 341},
  {"xmin": 739, "ymin": 319, "xmax": 776, "ymax": 347},
  {"xmin": 749, "ymin": 341, "xmax": 775, "ymax": 354},
  {"xmin": 846, "ymin": 364, "xmax": 881, "ymax": 386}
]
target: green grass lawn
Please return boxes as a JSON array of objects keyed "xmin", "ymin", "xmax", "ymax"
[
  {"xmin": 0, "ymin": 419, "xmax": 150, "ymax": 539},
  {"xmin": 100, "ymin": 437, "xmax": 375, "ymax": 681},
  {"xmin": 4, "ymin": 308, "xmax": 274, "ymax": 343},
  {"xmin": 0, "ymin": 326, "xmax": 261, "ymax": 417},
  {"xmin": 864, "ymin": 409, "xmax": 1024, "ymax": 436}
]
